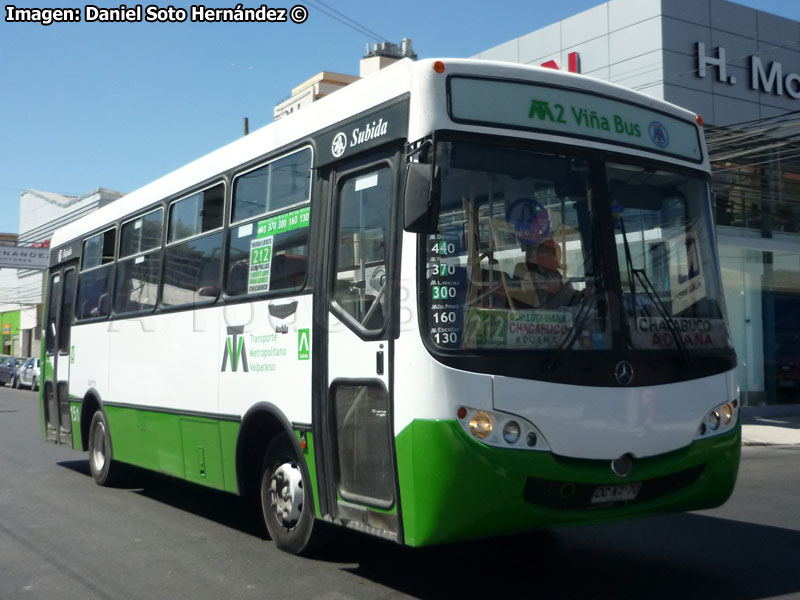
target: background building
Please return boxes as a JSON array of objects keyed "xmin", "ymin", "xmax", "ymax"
[
  {"xmin": 274, "ymin": 38, "xmax": 417, "ymax": 120},
  {"xmin": 0, "ymin": 188, "xmax": 123, "ymax": 358},
  {"xmin": 476, "ymin": 0, "xmax": 800, "ymax": 405}
]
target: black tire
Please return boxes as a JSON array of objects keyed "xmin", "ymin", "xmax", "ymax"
[
  {"xmin": 260, "ymin": 432, "xmax": 317, "ymax": 554},
  {"xmin": 32, "ymin": 377, "xmax": 39, "ymax": 391},
  {"xmin": 88, "ymin": 411, "xmax": 121, "ymax": 486},
  {"xmin": 13, "ymin": 376, "xmax": 19, "ymax": 389}
]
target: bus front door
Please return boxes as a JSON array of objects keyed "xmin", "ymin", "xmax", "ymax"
[
  {"xmin": 324, "ymin": 163, "xmax": 401, "ymax": 539},
  {"xmin": 43, "ymin": 263, "xmax": 77, "ymax": 445}
]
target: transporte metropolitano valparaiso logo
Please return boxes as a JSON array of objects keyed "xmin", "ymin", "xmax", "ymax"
[{"xmin": 221, "ymin": 326, "xmax": 310, "ymax": 372}]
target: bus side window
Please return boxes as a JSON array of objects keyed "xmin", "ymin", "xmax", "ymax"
[
  {"xmin": 270, "ymin": 253, "xmax": 307, "ymax": 290},
  {"xmin": 225, "ymin": 209, "xmax": 310, "ymax": 297},
  {"xmin": 231, "ymin": 149, "xmax": 311, "ymax": 223},
  {"xmin": 114, "ymin": 208, "xmax": 163, "ymax": 314},
  {"xmin": 226, "ymin": 148, "xmax": 312, "ymax": 298},
  {"xmin": 162, "ymin": 184, "xmax": 224, "ymax": 307},
  {"xmin": 76, "ymin": 228, "xmax": 116, "ymax": 321}
]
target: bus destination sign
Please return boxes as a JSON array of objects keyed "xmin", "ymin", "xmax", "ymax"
[{"xmin": 448, "ymin": 76, "xmax": 703, "ymax": 163}]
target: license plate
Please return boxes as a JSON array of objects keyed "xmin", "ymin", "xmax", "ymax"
[{"xmin": 590, "ymin": 483, "xmax": 642, "ymax": 504}]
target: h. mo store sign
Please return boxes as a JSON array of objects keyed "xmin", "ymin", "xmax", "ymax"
[{"xmin": 697, "ymin": 42, "xmax": 800, "ymax": 99}]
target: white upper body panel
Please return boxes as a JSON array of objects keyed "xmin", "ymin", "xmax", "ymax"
[{"xmin": 492, "ymin": 371, "xmax": 733, "ymax": 459}]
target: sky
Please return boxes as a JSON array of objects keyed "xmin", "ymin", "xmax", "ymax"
[{"xmin": 1, "ymin": 0, "xmax": 799, "ymax": 235}]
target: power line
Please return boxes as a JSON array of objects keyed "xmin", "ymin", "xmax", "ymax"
[
  {"xmin": 311, "ymin": 0, "xmax": 387, "ymax": 41},
  {"xmin": 713, "ymin": 151, "xmax": 800, "ymax": 174},
  {"xmin": 304, "ymin": 0, "xmax": 387, "ymax": 43}
]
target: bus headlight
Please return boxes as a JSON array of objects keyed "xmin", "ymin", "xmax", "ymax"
[
  {"xmin": 721, "ymin": 402, "xmax": 734, "ymax": 426},
  {"xmin": 502, "ymin": 421, "xmax": 521, "ymax": 444},
  {"xmin": 707, "ymin": 410, "xmax": 721, "ymax": 431},
  {"xmin": 696, "ymin": 401, "xmax": 737, "ymax": 439},
  {"xmin": 469, "ymin": 412, "xmax": 493, "ymax": 439}
]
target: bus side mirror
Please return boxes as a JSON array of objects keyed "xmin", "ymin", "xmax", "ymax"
[{"xmin": 403, "ymin": 163, "xmax": 439, "ymax": 234}]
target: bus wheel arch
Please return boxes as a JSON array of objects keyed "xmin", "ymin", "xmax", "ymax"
[
  {"xmin": 79, "ymin": 392, "xmax": 103, "ymax": 452},
  {"xmin": 235, "ymin": 404, "xmax": 319, "ymax": 554},
  {"xmin": 235, "ymin": 403, "xmax": 299, "ymax": 496}
]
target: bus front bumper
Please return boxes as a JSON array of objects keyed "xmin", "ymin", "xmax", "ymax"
[{"xmin": 395, "ymin": 419, "xmax": 740, "ymax": 547}]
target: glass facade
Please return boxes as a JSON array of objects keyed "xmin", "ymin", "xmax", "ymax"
[{"xmin": 714, "ymin": 157, "xmax": 800, "ymax": 406}]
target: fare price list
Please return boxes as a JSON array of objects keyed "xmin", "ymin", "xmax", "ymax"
[
  {"xmin": 248, "ymin": 236, "xmax": 273, "ymax": 294},
  {"xmin": 427, "ymin": 232, "xmax": 463, "ymax": 348}
]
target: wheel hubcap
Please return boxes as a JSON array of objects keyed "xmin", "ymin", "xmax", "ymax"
[
  {"xmin": 269, "ymin": 462, "xmax": 303, "ymax": 527},
  {"xmin": 92, "ymin": 422, "xmax": 106, "ymax": 471}
]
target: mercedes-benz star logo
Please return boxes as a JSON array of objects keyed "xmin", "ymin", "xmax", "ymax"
[
  {"xmin": 331, "ymin": 132, "xmax": 347, "ymax": 158},
  {"xmin": 614, "ymin": 360, "xmax": 634, "ymax": 385}
]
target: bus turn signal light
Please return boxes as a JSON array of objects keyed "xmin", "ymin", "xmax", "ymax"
[{"xmin": 433, "ymin": 61, "xmax": 446, "ymax": 73}]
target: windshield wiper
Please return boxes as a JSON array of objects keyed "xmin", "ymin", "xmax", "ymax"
[
  {"xmin": 618, "ymin": 217, "xmax": 693, "ymax": 369},
  {"xmin": 544, "ymin": 217, "xmax": 603, "ymax": 373},
  {"xmin": 543, "ymin": 279, "xmax": 598, "ymax": 372}
]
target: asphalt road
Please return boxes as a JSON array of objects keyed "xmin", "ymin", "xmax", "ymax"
[{"xmin": 2, "ymin": 386, "xmax": 800, "ymax": 600}]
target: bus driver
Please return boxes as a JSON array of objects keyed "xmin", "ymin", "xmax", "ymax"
[
  {"xmin": 509, "ymin": 199, "xmax": 576, "ymax": 308},
  {"xmin": 514, "ymin": 237, "xmax": 576, "ymax": 308}
]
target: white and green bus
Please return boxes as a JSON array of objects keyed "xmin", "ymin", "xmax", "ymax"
[{"xmin": 41, "ymin": 58, "xmax": 740, "ymax": 554}]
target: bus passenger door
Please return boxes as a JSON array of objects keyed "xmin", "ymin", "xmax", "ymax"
[
  {"xmin": 43, "ymin": 263, "xmax": 77, "ymax": 445},
  {"xmin": 323, "ymin": 162, "xmax": 400, "ymax": 538}
]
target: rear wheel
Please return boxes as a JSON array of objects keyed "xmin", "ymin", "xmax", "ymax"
[
  {"xmin": 88, "ymin": 411, "xmax": 121, "ymax": 486},
  {"xmin": 260, "ymin": 432, "xmax": 317, "ymax": 554}
]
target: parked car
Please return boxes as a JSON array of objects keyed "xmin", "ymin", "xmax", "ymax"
[
  {"xmin": 0, "ymin": 357, "xmax": 26, "ymax": 386},
  {"xmin": 18, "ymin": 357, "xmax": 40, "ymax": 391}
]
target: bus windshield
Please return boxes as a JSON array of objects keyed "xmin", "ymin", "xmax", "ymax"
[
  {"xmin": 607, "ymin": 163, "xmax": 730, "ymax": 351},
  {"xmin": 422, "ymin": 140, "xmax": 731, "ymax": 355},
  {"xmin": 424, "ymin": 140, "xmax": 607, "ymax": 352}
]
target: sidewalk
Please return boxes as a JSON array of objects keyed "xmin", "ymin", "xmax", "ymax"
[{"xmin": 741, "ymin": 407, "xmax": 800, "ymax": 446}]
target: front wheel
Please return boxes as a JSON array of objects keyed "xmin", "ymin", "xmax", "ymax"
[
  {"xmin": 260, "ymin": 432, "xmax": 317, "ymax": 554},
  {"xmin": 32, "ymin": 377, "xmax": 39, "ymax": 391},
  {"xmin": 12, "ymin": 376, "xmax": 19, "ymax": 389},
  {"xmin": 88, "ymin": 411, "xmax": 121, "ymax": 486}
]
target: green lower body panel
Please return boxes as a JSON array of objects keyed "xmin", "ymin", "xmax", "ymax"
[
  {"xmin": 101, "ymin": 405, "xmax": 240, "ymax": 494},
  {"xmin": 295, "ymin": 429, "xmax": 321, "ymax": 517},
  {"xmin": 70, "ymin": 400, "xmax": 82, "ymax": 449},
  {"xmin": 395, "ymin": 419, "xmax": 740, "ymax": 547}
]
